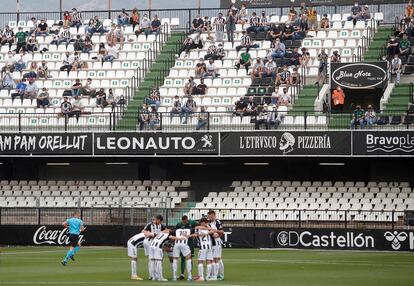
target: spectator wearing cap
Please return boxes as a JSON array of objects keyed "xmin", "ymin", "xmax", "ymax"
[
  {"xmin": 320, "ymin": 14, "xmax": 330, "ymax": 29},
  {"xmin": 196, "ymin": 106, "xmax": 208, "ymax": 130},
  {"xmin": 71, "ymin": 8, "xmax": 82, "ymax": 29},
  {"xmin": 364, "ymin": 105, "xmax": 376, "ymax": 128},
  {"xmin": 332, "ymin": 86, "xmax": 345, "ymax": 112},
  {"xmin": 117, "ymin": 8, "xmax": 130, "ymax": 26},
  {"xmin": 11, "ymin": 78, "xmax": 26, "ymax": 100},
  {"xmin": 190, "ymin": 14, "xmax": 204, "ymax": 34},
  {"xmin": 195, "ymin": 58, "xmax": 207, "ymax": 78},
  {"xmin": 347, "ymin": 1, "xmax": 362, "ymax": 24},
  {"xmin": 235, "ymin": 50, "xmax": 252, "ymax": 74},
  {"xmin": 36, "ymin": 87, "xmax": 49, "ymax": 108},
  {"xmin": 351, "ymin": 105, "xmax": 365, "ymax": 129},
  {"xmin": 213, "ymin": 13, "xmax": 226, "ymax": 42},
  {"xmin": 181, "ymin": 96, "xmax": 197, "ymax": 124},
  {"xmin": 36, "ymin": 19, "xmax": 49, "ymax": 37}
]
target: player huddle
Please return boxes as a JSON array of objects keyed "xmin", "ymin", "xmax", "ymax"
[{"xmin": 127, "ymin": 210, "xmax": 225, "ymax": 282}]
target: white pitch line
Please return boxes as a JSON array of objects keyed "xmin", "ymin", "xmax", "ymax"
[{"xmin": 0, "ymin": 248, "xmax": 120, "ymax": 255}]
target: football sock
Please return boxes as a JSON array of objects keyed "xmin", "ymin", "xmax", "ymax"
[
  {"xmin": 180, "ymin": 257, "xmax": 185, "ymax": 276},
  {"xmin": 186, "ymin": 259, "xmax": 192, "ymax": 279},
  {"xmin": 63, "ymin": 249, "xmax": 74, "ymax": 262},
  {"xmin": 219, "ymin": 260, "xmax": 224, "ymax": 277},
  {"xmin": 172, "ymin": 259, "xmax": 178, "ymax": 278},
  {"xmin": 73, "ymin": 246, "xmax": 80, "ymax": 254},
  {"xmin": 207, "ymin": 263, "xmax": 212, "ymax": 278},
  {"xmin": 157, "ymin": 260, "xmax": 163, "ymax": 279},
  {"xmin": 131, "ymin": 260, "xmax": 137, "ymax": 277},
  {"xmin": 148, "ymin": 260, "xmax": 153, "ymax": 278},
  {"xmin": 198, "ymin": 263, "xmax": 204, "ymax": 279},
  {"xmin": 213, "ymin": 262, "xmax": 219, "ymax": 277}
]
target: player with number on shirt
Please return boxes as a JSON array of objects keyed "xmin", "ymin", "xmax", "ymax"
[
  {"xmin": 171, "ymin": 224, "xmax": 195, "ymax": 281},
  {"xmin": 208, "ymin": 210, "xmax": 225, "ymax": 281},
  {"xmin": 141, "ymin": 215, "xmax": 165, "ymax": 280}
]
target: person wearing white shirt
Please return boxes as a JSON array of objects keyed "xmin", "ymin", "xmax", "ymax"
[
  {"xmin": 103, "ymin": 44, "xmax": 119, "ymax": 63},
  {"xmin": 391, "ymin": 54, "xmax": 402, "ymax": 84},
  {"xmin": 205, "ymin": 60, "xmax": 217, "ymax": 78},
  {"xmin": 60, "ymin": 51, "xmax": 74, "ymax": 74}
]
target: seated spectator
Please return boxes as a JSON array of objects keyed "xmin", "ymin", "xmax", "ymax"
[
  {"xmin": 263, "ymin": 58, "xmax": 276, "ymax": 80},
  {"xmin": 113, "ymin": 24, "xmax": 125, "ymax": 49},
  {"xmin": 81, "ymin": 78, "xmax": 97, "ymax": 97},
  {"xmin": 245, "ymin": 96, "xmax": 257, "ymax": 115},
  {"xmin": 106, "ymin": 88, "xmax": 117, "ymax": 108},
  {"xmin": 251, "ymin": 58, "xmax": 264, "ymax": 79},
  {"xmin": 387, "ymin": 36, "xmax": 400, "ymax": 57},
  {"xmin": 2, "ymin": 51, "xmax": 15, "ymax": 76},
  {"xmin": 204, "ymin": 44, "xmax": 217, "ymax": 61},
  {"xmin": 282, "ymin": 23, "xmax": 295, "ymax": 40},
  {"xmin": 195, "ymin": 78, "xmax": 208, "ymax": 95},
  {"xmin": 215, "ymin": 43, "xmax": 225, "ymax": 61},
  {"xmin": 25, "ymin": 35, "xmax": 38, "ymax": 53},
  {"xmin": 399, "ymin": 33, "xmax": 411, "ymax": 56},
  {"xmin": 71, "ymin": 8, "xmax": 82, "ymax": 29},
  {"xmin": 183, "ymin": 77, "xmax": 196, "ymax": 96},
  {"xmin": 267, "ymin": 104, "xmax": 280, "ymax": 129},
  {"xmin": 86, "ymin": 18, "xmax": 95, "ymax": 35},
  {"xmin": 196, "ymin": 106, "xmax": 208, "ymax": 130},
  {"xmin": 246, "ymin": 12, "xmax": 260, "ymax": 33},
  {"xmin": 320, "ymin": 14, "xmax": 330, "ymax": 29},
  {"xmin": 237, "ymin": 4, "xmax": 248, "ymax": 25},
  {"xmin": 347, "ymin": 1, "xmax": 362, "ymax": 24},
  {"xmin": 25, "ymin": 61, "xmax": 38, "ymax": 79},
  {"xmin": 391, "ymin": 54, "xmax": 402, "ymax": 84},
  {"xmin": 91, "ymin": 16, "xmax": 107, "ymax": 36},
  {"xmin": 57, "ymin": 26, "xmax": 71, "ymax": 46},
  {"xmin": 236, "ymin": 30, "xmax": 259, "ymax": 52},
  {"xmin": 60, "ymin": 96, "xmax": 72, "ymax": 116},
  {"xmin": 271, "ymin": 38, "xmax": 286, "ymax": 59},
  {"xmin": 307, "ymin": 5, "xmax": 318, "ymax": 31},
  {"xmin": 146, "ymin": 86, "xmax": 161, "ymax": 107},
  {"xmin": 276, "ymin": 65, "xmax": 291, "ymax": 87},
  {"xmin": 71, "ymin": 79, "xmax": 82, "ymax": 97},
  {"xmin": 130, "ymin": 8, "xmax": 140, "ymax": 31},
  {"xmin": 60, "ymin": 51, "xmax": 74, "ymax": 74},
  {"xmin": 300, "ymin": 47, "xmax": 310, "ymax": 67},
  {"xmin": 2, "ymin": 70, "xmax": 14, "ymax": 89},
  {"xmin": 192, "ymin": 32, "xmax": 204, "ymax": 50},
  {"xmin": 147, "ymin": 14, "xmax": 161, "ymax": 37},
  {"xmin": 24, "ymin": 78, "xmax": 38, "ymax": 99},
  {"xmin": 14, "ymin": 52, "xmax": 27, "ymax": 72},
  {"xmin": 406, "ymin": 1, "xmax": 414, "ymax": 18},
  {"xmin": 365, "ymin": 105, "xmax": 376, "ymax": 128},
  {"xmin": 36, "ymin": 19, "xmax": 49, "ymax": 36},
  {"xmin": 181, "ymin": 96, "xmax": 197, "ymax": 124},
  {"xmin": 11, "ymin": 78, "xmax": 26, "ymax": 100},
  {"xmin": 148, "ymin": 105, "xmax": 160, "ymax": 130},
  {"xmin": 195, "ymin": 58, "xmax": 207, "ymax": 78},
  {"xmin": 83, "ymin": 36, "xmax": 93, "ymax": 53},
  {"xmin": 117, "ymin": 8, "xmax": 129, "ymax": 26},
  {"xmin": 205, "ymin": 59, "xmax": 218, "ymax": 78},
  {"xmin": 63, "ymin": 10, "xmax": 72, "ymax": 28},
  {"xmin": 255, "ymin": 104, "xmax": 270, "ymax": 130},
  {"xmin": 140, "ymin": 14, "xmax": 151, "ymax": 37},
  {"xmin": 138, "ymin": 104, "xmax": 150, "ymax": 130},
  {"xmin": 71, "ymin": 95, "xmax": 85, "ymax": 118},
  {"xmin": 315, "ymin": 49, "xmax": 328, "ymax": 85},
  {"xmin": 178, "ymin": 36, "xmax": 194, "ymax": 57},
  {"xmin": 235, "ymin": 50, "xmax": 252, "ymax": 74},
  {"xmin": 290, "ymin": 68, "xmax": 300, "ymax": 85},
  {"xmin": 103, "ymin": 43, "xmax": 119, "ymax": 63},
  {"xmin": 170, "ymin": 96, "xmax": 182, "ymax": 120},
  {"xmin": 286, "ymin": 47, "xmax": 301, "ymax": 66},
  {"xmin": 1, "ymin": 25, "xmax": 14, "ymax": 51},
  {"xmin": 28, "ymin": 17, "xmax": 38, "ymax": 35},
  {"xmin": 15, "ymin": 27, "xmax": 27, "ymax": 53},
  {"xmin": 267, "ymin": 24, "xmax": 282, "ymax": 41},
  {"xmin": 351, "ymin": 105, "xmax": 365, "ymax": 129},
  {"xmin": 36, "ymin": 87, "xmax": 49, "ymax": 108},
  {"xmin": 37, "ymin": 60, "xmax": 49, "ymax": 79},
  {"xmin": 96, "ymin": 88, "xmax": 107, "ymax": 107},
  {"xmin": 257, "ymin": 11, "xmax": 270, "ymax": 32},
  {"xmin": 361, "ymin": 5, "xmax": 371, "ymax": 20},
  {"xmin": 278, "ymin": 87, "xmax": 291, "ymax": 106},
  {"xmin": 332, "ymin": 86, "xmax": 345, "ymax": 112},
  {"xmin": 234, "ymin": 96, "xmax": 247, "ymax": 116},
  {"xmin": 331, "ymin": 50, "xmax": 341, "ymax": 63},
  {"xmin": 190, "ymin": 14, "xmax": 204, "ymax": 34},
  {"xmin": 73, "ymin": 35, "xmax": 84, "ymax": 51}
]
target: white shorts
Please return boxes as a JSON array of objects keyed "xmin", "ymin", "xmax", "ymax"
[
  {"xmin": 173, "ymin": 243, "xmax": 191, "ymax": 258},
  {"xmin": 143, "ymin": 239, "xmax": 151, "ymax": 257},
  {"xmin": 212, "ymin": 245, "xmax": 222, "ymax": 258},
  {"xmin": 150, "ymin": 246, "xmax": 164, "ymax": 260},
  {"xmin": 167, "ymin": 250, "xmax": 174, "ymax": 258},
  {"xmin": 197, "ymin": 248, "xmax": 213, "ymax": 261},
  {"xmin": 127, "ymin": 240, "xmax": 138, "ymax": 258}
]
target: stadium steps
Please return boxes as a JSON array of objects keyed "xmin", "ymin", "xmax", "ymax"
[
  {"xmin": 383, "ymin": 83, "xmax": 412, "ymax": 112},
  {"xmin": 289, "ymin": 85, "xmax": 319, "ymax": 113},
  {"xmin": 116, "ymin": 32, "xmax": 185, "ymax": 130},
  {"xmin": 364, "ymin": 26, "xmax": 394, "ymax": 62}
]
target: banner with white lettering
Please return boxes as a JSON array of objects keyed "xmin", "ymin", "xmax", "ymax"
[
  {"xmin": 0, "ymin": 133, "xmax": 92, "ymax": 155},
  {"xmin": 220, "ymin": 131, "xmax": 351, "ymax": 156},
  {"xmin": 220, "ymin": 0, "xmax": 405, "ymax": 8},
  {"xmin": 353, "ymin": 131, "xmax": 414, "ymax": 155},
  {"xmin": 94, "ymin": 133, "xmax": 219, "ymax": 155},
  {"xmin": 331, "ymin": 62, "xmax": 388, "ymax": 89},
  {"xmin": 272, "ymin": 229, "xmax": 414, "ymax": 251}
]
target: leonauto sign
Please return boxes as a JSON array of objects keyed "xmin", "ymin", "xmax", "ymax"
[{"xmin": 331, "ymin": 62, "xmax": 387, "ymax": 89}]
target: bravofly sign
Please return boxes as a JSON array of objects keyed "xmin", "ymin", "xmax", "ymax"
[
  {"xmin": 94, "ymin": 133, "xmax": 218, "ymax": 155},
  {"xmin": 331, "ymin": 62, "xmax": 387, "ymax": 89},
  {"xmin": 33, "ymin": 226, "xmax": 85, "ymax": 245},
  {"xmin": 353, "ymin": 131, "xmax": 414, "ymax": 155},
  {"xmin": 220, "ymin": 131, "xmax": 351, "ymax": 156},
  {"xmin": 274, "ymin": 229, "xmax": 414, "ymax": 251}
]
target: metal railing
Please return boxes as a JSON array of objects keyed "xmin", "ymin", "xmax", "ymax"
[{"xmin": 0, "ymin": 207, "xmax": 408, "ymax": 230}]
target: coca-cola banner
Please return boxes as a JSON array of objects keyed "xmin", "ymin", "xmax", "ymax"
[
  {"xmin": 331, "ymin": 62, "xmax": 388, "ymax": 89},
  {"xmin": 220, "ymin": 131, "xmax": 351, "ymax": 156}
]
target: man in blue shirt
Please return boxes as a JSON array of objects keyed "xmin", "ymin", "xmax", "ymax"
[
  {"xmin": 61, "ymin": 211, "xmax": 85, "ymax": 266},
  {"xmin": 11, "ymin": 78, "xmax": 27, "ymax": 101}
]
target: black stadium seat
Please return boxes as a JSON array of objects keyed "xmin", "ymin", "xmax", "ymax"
[{"xmin": 390, "ymin": 116, "xmax": 402, "ymax": 125}]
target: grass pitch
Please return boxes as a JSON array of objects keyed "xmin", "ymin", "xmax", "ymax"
[{"xmin": 0, "ymin": 247, "xmax": 413, "ymax": 286}]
